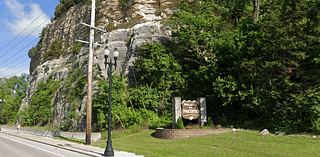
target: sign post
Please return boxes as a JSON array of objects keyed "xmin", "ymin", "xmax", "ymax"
[
  {"xmin": 172, "ymin": 97, "xmax": 181, "ymax": 129},
  {"xmin": 197, "ymin": 97, "xmax": 207, "ymax": 127}
]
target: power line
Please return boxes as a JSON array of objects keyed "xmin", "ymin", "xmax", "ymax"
[
  {"xmin": 0, "ymin": 16, "xmax": 51, "ymax": 68},
  {"xmin": 0, "ymin": 53, "xmax": 32, "ymax": 77},
  {"xmin": 0, "ymin": 0, "xmax": 88, "ymax": 63},
  {"xmin": 5, "ymin": 59, "xmax": 30, "ymax": 71},
  {"xmin": 0, "ymin": 1, "xmax": 56, "ymax": 59},
  {"xmin": 0, "ymin": 0, "xmax": 88, "ymax": 78},
  {"xmin": 0, "ymin": 2, "xmax": 33, "ymax": 33},
  {"xmin": 0, "ymin": 54, "xmax": 28, "ymax": 69},
  {"xmin": 0, "ymin": 37, "xmax": 39, "ymax": 70},
  {"xmin": 4, "ymin": 66, "xmax": 30, "ymax": 78},
  {"xmin": 0, "ymin": 55, "xmax": 29, "ymax": 72}
]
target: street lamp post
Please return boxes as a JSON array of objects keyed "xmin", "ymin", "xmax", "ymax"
[
  {"xmin": 103, "ymin": 47, "xmax": 118, "ymax": 157},
  {"xmin": 0, "ymin": 99, "xmax": 5, "ymax": 124}
]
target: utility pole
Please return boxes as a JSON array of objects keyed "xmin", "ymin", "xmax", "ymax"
[
  {"xmin": 86, "ymin": 0, "xmax": 95, "ymax": 145},
  {"xmin": 0, "ymin": 99, "xmax": 4, "ymax": 124},
  {"xmin": 75, "ymin": 0, "xmax": 107, "ymax": 145}
]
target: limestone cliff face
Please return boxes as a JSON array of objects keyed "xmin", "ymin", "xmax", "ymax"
[
  {"xmin": 21, "ymin": 0, "xmax": 180, "ymax": 130},
  {"xmin": 29, "ymin": 0, "xmax": 181, "ymax": 73}
]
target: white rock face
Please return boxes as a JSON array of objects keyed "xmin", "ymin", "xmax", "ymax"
[
  {"xmin": 20, "ymin": 20, "xmax": 171, "ymax": 130},
  {"xmin": 21, "ymin": 0, "xmax": 179, "ymax": 130},
  {"xmin": 30, "ymin": 0, "xmax": 182, "ymax": 73}
]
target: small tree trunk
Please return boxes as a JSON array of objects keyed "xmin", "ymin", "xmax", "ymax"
[
  {"xmin": 115, "ymin": 113, "xmax": 127, "ymax": 131},
  {"xmin": 254, "ymin": 0, "xmax": 260, "ymax": 23}
]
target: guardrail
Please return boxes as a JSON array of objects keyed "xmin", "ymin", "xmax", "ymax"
[{"xmin": 0, "ymin": 125, "xmax": 101, "ymax": 141}]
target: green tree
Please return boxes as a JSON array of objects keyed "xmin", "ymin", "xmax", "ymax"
[
  {"xmin": 237, "ymin": 0, "xmax": 320, "ymax": 133},
  {"xmin": 93, "ymin": 74, "xmax": 130, "ymax": 131},
  {"xmin": 134, "ymin": 42, "xmax": 183, "ymax": 113},
  {"xmin": 163, "ymin": 0, "xmax": 320, "ymax": 133},
  {"xmin": 22, "ymin": 78, "xmax": 61, "ymax": 126},
  {"xmin": 165, "ymin": 0, "xmax": 251, "ymax": 124},
  {"xmin": 0, "ymin": 74, "xmax": 30, "ymax": 124}
]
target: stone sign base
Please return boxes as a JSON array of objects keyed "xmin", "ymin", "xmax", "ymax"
[{"xmin": 155, "ymin": 128, "xmax": 232, "ymax": 140}]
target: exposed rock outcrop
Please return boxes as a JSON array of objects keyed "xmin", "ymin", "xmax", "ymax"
[
  {"xmin": 21, "ymin": 0, "xmax": 180, "ymax": 130},
  {"xmin": 30, "ymin": 0, "xmax": 181, "ymax": 73}
]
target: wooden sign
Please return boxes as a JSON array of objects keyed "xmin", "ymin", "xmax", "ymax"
[{"xmin": 181, "ymin": 100, "xmax": 199, "ymax": 120}]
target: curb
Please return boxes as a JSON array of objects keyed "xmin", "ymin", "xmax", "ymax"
[
  {"xmin": 0, "ymin": 125, "xmax": 101, "ymax": 141},
  {"xmin": 0, "ymin": 131, "xmax": 103, "ymax": 157}
]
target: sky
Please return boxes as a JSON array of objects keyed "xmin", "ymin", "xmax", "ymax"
[{"xmin": 0, "ymin": 0, "xmax": 60, "ymax": 78}]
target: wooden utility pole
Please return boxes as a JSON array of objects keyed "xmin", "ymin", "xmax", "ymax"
[
  {"xmin": 76, "ymin": 0, "xmax": 106, "ymax": 145},
  {"xmin": 86, "ymin": 0, "xmax": 95, "ymax": 145}
]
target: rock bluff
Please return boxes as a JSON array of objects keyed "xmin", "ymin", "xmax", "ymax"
[{"xmin": 21, "ymin": 0, "xmax": 181, "ymax": 130}]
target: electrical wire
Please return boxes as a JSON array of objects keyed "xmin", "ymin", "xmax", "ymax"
[
  {"xmin": 0, "ymin": 0, "xmax": 88, "ymax": 78},
  {"xmin": 0, "ymin": 56, "xmax": 30, "ymax": 76},
  {"xmin": 6, "ymin": 1, "xmax": 317, "ymax": 78},
  {"xmin": 3, "ymin": 66, "xmax": 30, "ymax": 78},
  {"xmin": 5, "ymin": 58, "xmax": 30, "ymax": 71},
  {"xmin": 0, "ymin": 1, "xmax": 33, "ymax": 33},
  {"xmin": 0, "ymin": 37, "xmax": 39, "ymax": 68},
  {"xmin": 0, "ymin": 14, "xmax": 52, "ymax": 68},
  {"xmin": 0, "ymin": 54, "xmax": 28, "ymax": 69},
  {"xmin": 0, "ymin": 0, "xmax": 56, "ymax": 59}
]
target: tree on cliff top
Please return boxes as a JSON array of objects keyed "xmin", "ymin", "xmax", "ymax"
[{"xmin": 54, "ymin": 0, "xmax": 85, "ymax": 20}]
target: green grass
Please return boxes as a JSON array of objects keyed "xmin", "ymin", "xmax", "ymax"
[
  {"xmin": 4, "ymin": 122, "xmax": 320, "ymax": 156},
  {"xmin": 88, "ymin": 130, "xmax": 320, "ymax": 157}
]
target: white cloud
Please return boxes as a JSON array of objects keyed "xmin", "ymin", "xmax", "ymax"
[
  {"xmin": 5, "ymin": 0, "xmax": 50, "ymax": 37},
  {"xmin": 0, "ymin": 67, "xmax": 29, "ymax": 78}
]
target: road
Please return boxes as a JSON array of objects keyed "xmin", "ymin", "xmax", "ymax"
[{"xmin": 0, "ymin": 132, "xmax": 93, "ymax": 157}]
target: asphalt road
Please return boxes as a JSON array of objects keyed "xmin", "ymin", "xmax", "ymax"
[{"xmin": 0, "ymin": 132, "xmax": 93, "ymax": 157}]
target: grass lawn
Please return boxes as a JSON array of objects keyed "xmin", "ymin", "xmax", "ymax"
[{"xmin": 84, "ymin": 129, "xmax": 319, "ymax": 157}]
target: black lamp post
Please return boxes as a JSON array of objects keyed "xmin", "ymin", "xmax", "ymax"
[
  {"xmin": 0, "ymin": 99, "xmax": 5, "ymax": 124},
  {"xmin": 103, "ymin": 46, "xmax": 118, "ymax": 157}
]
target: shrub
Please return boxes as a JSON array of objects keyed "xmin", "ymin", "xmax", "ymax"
[
  {"xmin": 54, "ymin": 0, "xmax": 84, "ymax": 20},
  {"xmin": 20, "ymin": 78, "xmax": 61, "ymax": 126},
  {"xmin": 28, "ymin": 46, "xmax": 38, "ymax": 58},
  {"xmin": 207, "ymin": 117, "xmax": 214, "ymax": 128},
  {"xmin": 175, "ymin": 117, "xmax": 184, "ymax": 129},
  {"xmin": 118, "ymin": 0, "xmax": 127, "ymax": 7},
  {"xmin": 72, "ymin": 42, "xmax": 83, "ymax": 55},
  {"xmin": 44, "ymin": 38, "xmax": 63, "ymax": 59},
  {"xmin": 105, "ymin": 21, "xmax": 116, "ymax": 31}
]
